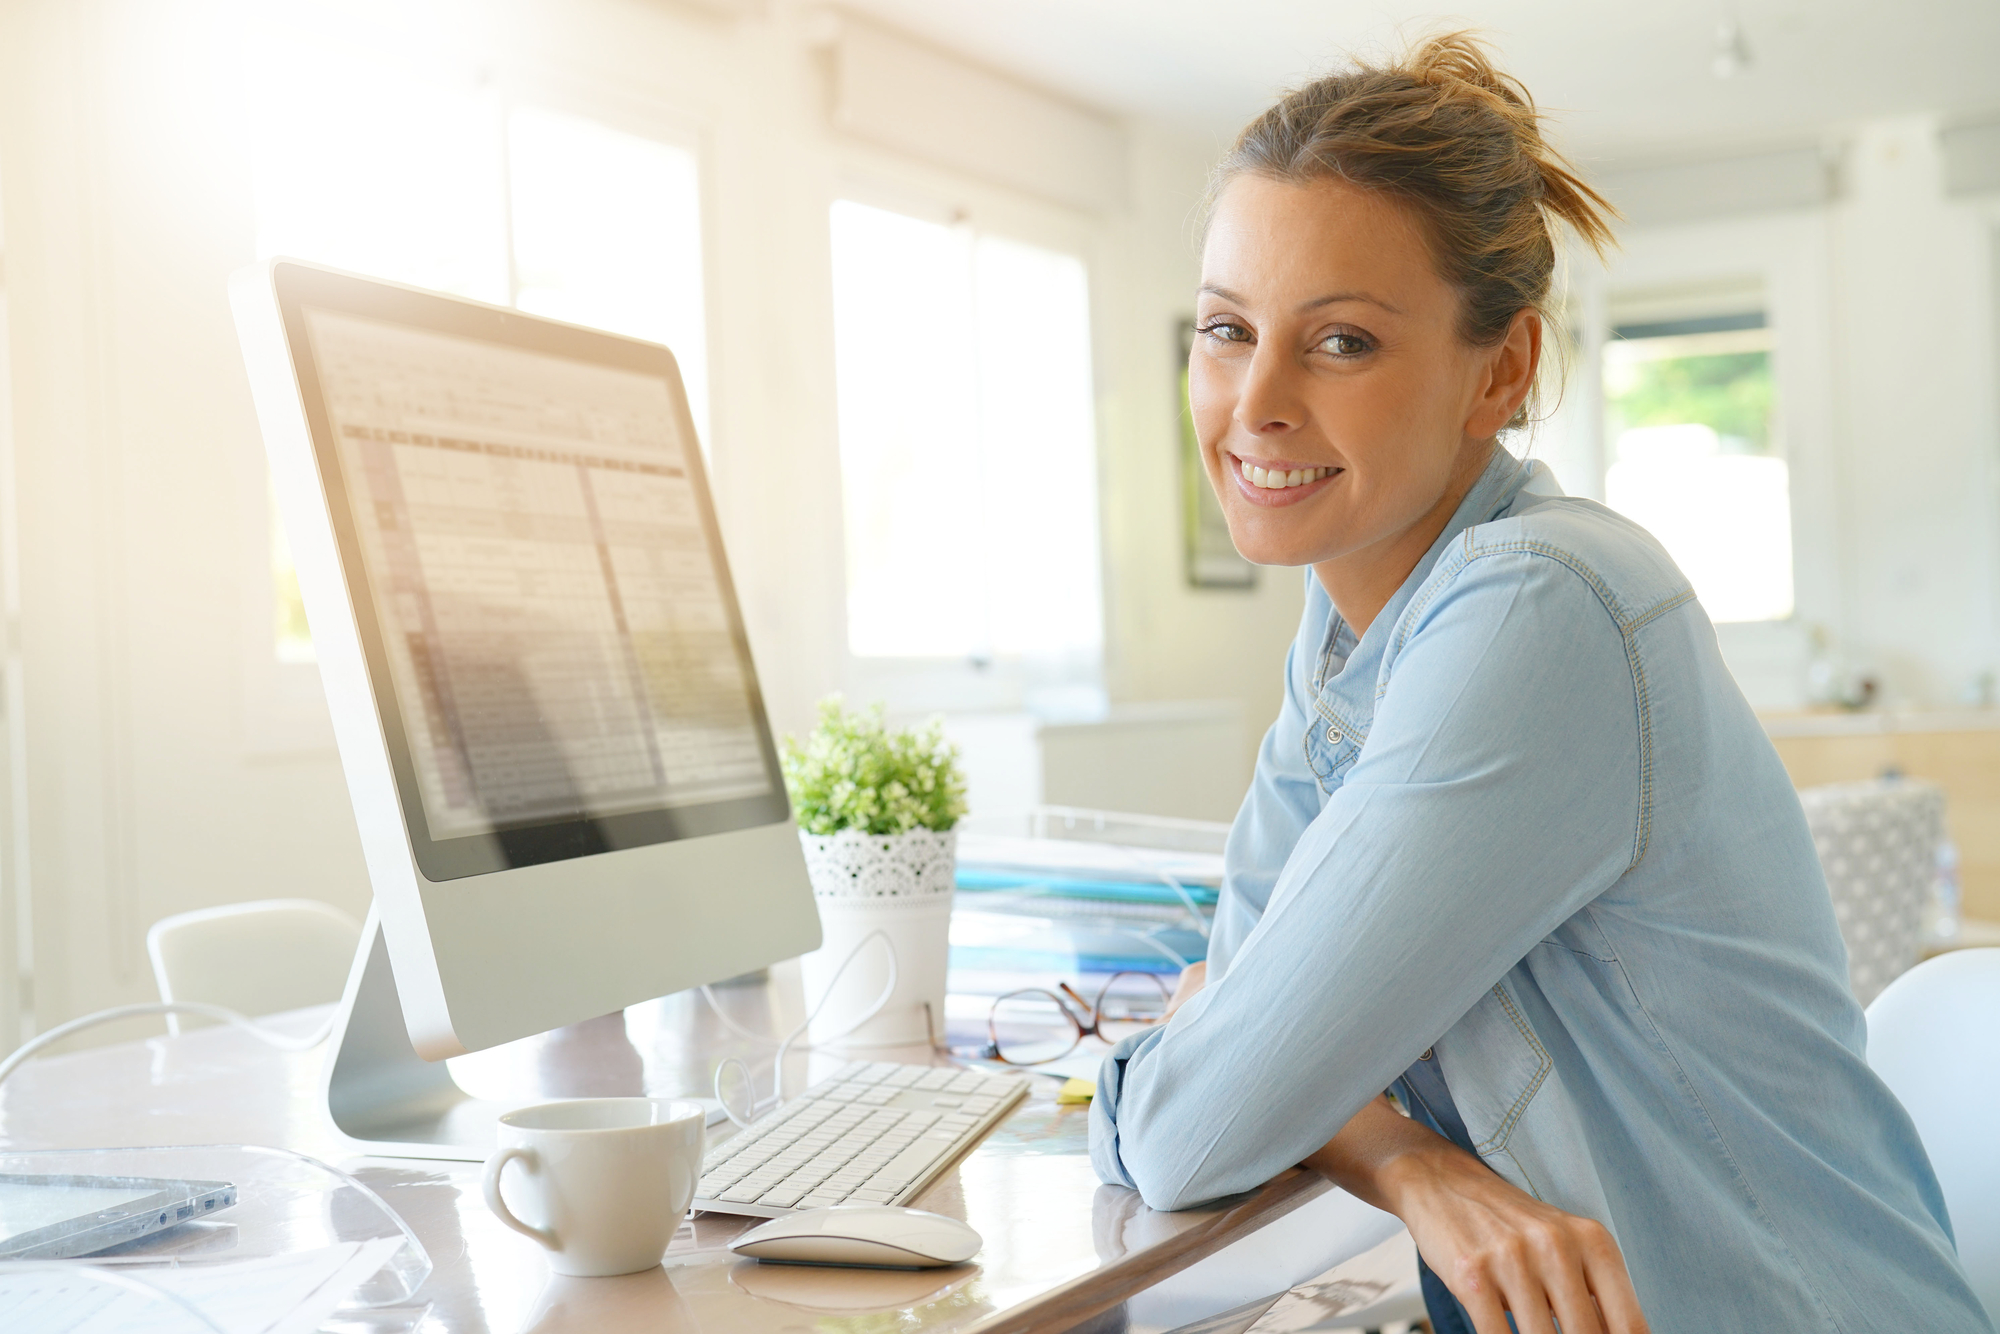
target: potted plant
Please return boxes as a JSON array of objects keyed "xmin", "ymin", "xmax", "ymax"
[{"xmin": 782, "ymin": 699, "xmax": 967, "ymax": 1047}]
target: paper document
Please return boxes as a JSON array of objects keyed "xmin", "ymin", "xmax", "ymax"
[{"xmin": 0, "ymin": 1236, "xmax": 404, "ymax": 1334}]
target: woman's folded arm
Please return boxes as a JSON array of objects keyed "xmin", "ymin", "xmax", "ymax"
[{"xmin": 1092, "ymin": 548, "xmax": 1645, "ymax": 1210}]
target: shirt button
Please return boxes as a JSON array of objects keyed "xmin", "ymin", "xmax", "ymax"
[
  {"xmin": 1325, "ymin": 723, "xmax": 1343, "ymax": 745},
  {"xmin": 1420, "ymin": 1048, "xmax": 1434, "ymax": 1061}
]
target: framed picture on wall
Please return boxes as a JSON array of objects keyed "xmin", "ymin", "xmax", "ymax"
[{"xmin": 1179, "ymin": 319, "xmax": 1257, "ymax": 588}]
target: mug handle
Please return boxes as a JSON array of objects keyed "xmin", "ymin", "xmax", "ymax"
[{"xmin": 483, "ymin": 1145, "xmax": 558, "ymax": 1250}]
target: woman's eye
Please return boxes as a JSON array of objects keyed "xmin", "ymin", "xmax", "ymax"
[
  {"xmin": 1197, "ymin": 321, "xmax": 1252, "ymax": 345},
  {"xmin": 1317, "ymin": 332, "xmax": 1373, "ymax": 357}
]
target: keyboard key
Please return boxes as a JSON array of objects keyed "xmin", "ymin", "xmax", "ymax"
[
  {"xmin": 760, "ymin": 1184, "xmax": 808, "ymax": 1208},
  {"xmin": 719, "ymin": 1184, "xmax": 768, "ymax": 1203},
  {"xmin": 945, "ymin": 1072, "xmax": 985, "ymax": 1093},
  {"xmin": 798, "ymin": 1192, "xmax": 846, "ymax": 1209},
  {"xmin": 881, "ymin": 1067, "xmax": 924, "ymax": 1087},
  {"xmin": 850, "ymin": 1189, "xmax": 893, "ymax": 1203},
  {"xmin": 914, "ymin": 1069, "xmax": 955, "ymax": 1090},
  {"xmin": 871, "ymin": 1138, "xmax": 951, "ymax": 1188},
  {"xmin": 928, "ymin": 1095, "xmax": 964, "ymax": 1108}
]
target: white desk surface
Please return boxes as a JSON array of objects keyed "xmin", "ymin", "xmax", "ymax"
[{"xmin": 0, "ymin": 981, "xmax": 1371, "ymax": 1334}]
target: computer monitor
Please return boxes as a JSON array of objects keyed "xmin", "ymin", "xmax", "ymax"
[{"xmin": 232, "ymin": 260, "xmax": 821, "ymax": 1154}]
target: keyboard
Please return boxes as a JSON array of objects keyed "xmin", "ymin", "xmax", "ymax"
[{"xmin": 693, "ymin": 1060, "xmax": 1030, "ymax": 1217}]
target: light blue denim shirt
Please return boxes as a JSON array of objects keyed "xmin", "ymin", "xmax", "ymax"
[{"xmin": 1091, "ymin": 450, "xmax": 1991, "ymax": 1331}]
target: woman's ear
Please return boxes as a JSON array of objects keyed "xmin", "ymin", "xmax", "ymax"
[{"xmin": 1466, "ymin": 309, "xmax": 1542, "ymax": 439}]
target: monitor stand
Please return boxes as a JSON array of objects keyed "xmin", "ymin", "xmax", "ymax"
[{"xmin": 320, "ymin": 909, "xmax": 500, "ymax": 1160}]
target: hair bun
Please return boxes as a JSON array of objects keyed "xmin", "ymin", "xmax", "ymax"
[{"xmin": 1406, "ymin": 30, "xmax": 1532, "ymax": 110}]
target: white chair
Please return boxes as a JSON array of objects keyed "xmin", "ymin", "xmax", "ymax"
[
  {"xmin": 1798, "ymin": 778, "xmax": 1944, "ymax": 1005},
  {"xmin": 1866, "ymin": 947, "xmax": 2000, "ymax": 1322},
  {"xmin": 146, "ymin": 899, "xmax": 363, "ymax": 1034}
]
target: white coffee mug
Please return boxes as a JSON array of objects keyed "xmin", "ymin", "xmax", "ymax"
[{"xmin": 482, "ymin": 1097, "xmax": 705, "ymax": 1277}]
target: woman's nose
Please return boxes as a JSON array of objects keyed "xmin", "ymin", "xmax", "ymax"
[{"xmin": 1234, "ymin": 346, "xmax": 1305, "ymax": 436}]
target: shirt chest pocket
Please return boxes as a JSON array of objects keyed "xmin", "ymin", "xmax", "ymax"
[{"xmin": 1303, "ymin": 706, "xmax": 1366, "ymax": 792}]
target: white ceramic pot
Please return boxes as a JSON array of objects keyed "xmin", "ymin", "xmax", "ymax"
[{"xmin": 796, "ymin": 828, "xmax": 955, "ymax": 1048}]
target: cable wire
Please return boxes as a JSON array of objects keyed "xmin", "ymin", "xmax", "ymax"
[
  {"xmin": 0, "ymin": 1002, "xmax": 337, "ymax": 1087},
  {"xmin": 705, "ymin": 929, "xmax": 899, "ymax": 1127}
]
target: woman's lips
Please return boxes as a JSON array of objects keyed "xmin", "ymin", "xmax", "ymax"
[{"xmin": 1227, "ymin": 453, "xmax": 1342, "ymax": 507}]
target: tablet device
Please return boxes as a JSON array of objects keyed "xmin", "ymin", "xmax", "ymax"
[{"xmin": 0, "ymin": 1173, "xmax": 237, "ymax": 1259}]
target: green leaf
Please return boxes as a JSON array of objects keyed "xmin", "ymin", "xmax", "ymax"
[{"xmin": 779, "ymin": 696, "xmax": 968, "ymax": 835}]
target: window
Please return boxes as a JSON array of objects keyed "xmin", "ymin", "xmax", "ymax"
[
  {"xmin": 245, "ymin": 39, "xmax": 708, "ymax": 663},
  {"xmin": 828, "ymin": 200, "xmax": 1102, "ymax": 679},
  {"xmin": 1602, "ymin": 295, "xmax": 1792, "ymax": 623}
]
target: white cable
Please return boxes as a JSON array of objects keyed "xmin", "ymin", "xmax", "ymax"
[
  {"xmin": 0, "ymin": 1002, "xmax": 336, "ymax": 1087},
  {"xmin": 706, "ymin": 929, "xmax": 899, "ymax": 1128},
  {"xmin": 1155, "ymin": 869, "xmax": 1212, "ymax": 940},
  {"xmin": 1110, "ymin": 843, "xmax": 1212, "ymax": 940}
]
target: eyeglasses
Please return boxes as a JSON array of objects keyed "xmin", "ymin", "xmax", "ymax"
[{"xmin": 981, "ymin": 972, "xmax": 1174, "ymax": 1066}]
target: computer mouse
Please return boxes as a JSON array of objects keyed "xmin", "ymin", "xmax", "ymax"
[{"xmin": 728, "ymin": 1206, "xmax": 982, "ymax": 1269}]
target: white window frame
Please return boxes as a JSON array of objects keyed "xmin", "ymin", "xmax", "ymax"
[{"xmin": 826, "ymin": 157, "xmax": 1112, "ymax": 717}]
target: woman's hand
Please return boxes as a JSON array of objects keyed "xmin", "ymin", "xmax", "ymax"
[
  {"xmin": 1305, "ymin": 1097, "xmax": 1648, "ymax": 1334},
  {"xmin": 1164, "ymin": 961, "xmax": 1207, "ymax": 1018}
]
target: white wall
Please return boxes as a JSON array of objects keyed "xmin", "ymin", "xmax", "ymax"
[{"xmin": 1827, "ymin": 119, "xmax": 2000, "ymax": 707}]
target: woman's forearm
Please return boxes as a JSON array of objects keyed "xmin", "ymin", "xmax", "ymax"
[{"xmin": 1300, "ymin": 1093, "xmax": 1465, "ymax": 1214}]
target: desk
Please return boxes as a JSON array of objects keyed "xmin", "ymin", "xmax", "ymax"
[{"xmin": 0, "ymin": 976, "xmax": 1390, "ymax": 1333}]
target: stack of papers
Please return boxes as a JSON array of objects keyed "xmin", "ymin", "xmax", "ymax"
[{"xmin": 952, "ymin": 834, "xmax": 1220, "ymax": 980}]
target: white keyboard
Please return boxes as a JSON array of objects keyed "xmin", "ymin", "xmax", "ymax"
[{"xmin": 694, "ymin": 1060, "xmax": 1030, "ymax": 1217}]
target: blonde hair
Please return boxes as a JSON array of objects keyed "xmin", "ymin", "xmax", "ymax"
[{"xmin": 1216, "ymin": 32, "xmax": 1617, "ymax": 420}]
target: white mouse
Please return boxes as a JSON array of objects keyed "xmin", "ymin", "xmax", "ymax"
[{"xmin": 728, "ymin": 1206, "xmax": 982, "ymax": 1269}]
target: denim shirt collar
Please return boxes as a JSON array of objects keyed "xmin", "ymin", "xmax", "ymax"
[{"xmin": 1309, "ymin": 448, "xmax": 1547, "ymax": 736}]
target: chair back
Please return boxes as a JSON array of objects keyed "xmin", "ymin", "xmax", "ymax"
[
  {"xmin": 1798, "ymin": 778, "xmax": 1943, "ymax": 1005},
  {"xmin": 146, "ymin": 899, "xmax": 363, "ymax": 1033},
  {"xmin": 1867, "ymin": 948, "xmax": 2000, "ymax": 1322}
]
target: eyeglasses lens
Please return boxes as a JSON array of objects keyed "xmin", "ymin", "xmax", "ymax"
[
  {"xmin": 1093, "ymin": 972, "xmax": 1172, "ymax": 1043},
  {"xmin": 988, "ymin": 989, "xmax": 1081, "ymax": 1066}
]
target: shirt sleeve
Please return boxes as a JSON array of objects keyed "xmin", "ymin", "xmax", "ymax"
[{"xmin": 1091, "ymin": 547, "xmax": 1644, "ymax": 1209}]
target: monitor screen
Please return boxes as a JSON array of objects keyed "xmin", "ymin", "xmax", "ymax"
[{"xmin": 275, "ymin": 265, "xmax": 788, "ymax": 880}]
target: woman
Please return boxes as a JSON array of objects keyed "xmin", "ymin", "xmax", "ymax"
[{"xmin": 1089, "ymin": 34, "xmax": 1991, "ymax": 1334}]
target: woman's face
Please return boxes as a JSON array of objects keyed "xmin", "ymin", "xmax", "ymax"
[{"xmin": 1191, "ymin": 174, "xmax": 1532, "ymax": 572}]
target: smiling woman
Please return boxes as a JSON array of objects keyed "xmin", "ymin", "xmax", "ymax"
[{"xmin": 1089, "ymin": 31, "xmax": 1994, "ymax": 1334}]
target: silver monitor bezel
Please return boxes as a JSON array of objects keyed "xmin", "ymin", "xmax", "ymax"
[{"xmin": 270, "ymin": 261, "xmax": 791, "ymax": 881}]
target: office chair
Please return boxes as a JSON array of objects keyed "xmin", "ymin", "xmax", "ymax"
[
  {"xmin": 1866, "ymin": 947, "xmax": 2000, "ymax": 1323},
  {"xmin": 146, "ymin": 898, "xmax": 363, "ymax": 1034}
]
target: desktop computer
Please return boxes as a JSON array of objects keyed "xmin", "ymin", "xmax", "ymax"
[{"xmin": 231, "ymin": 260, "xmax": 825, "ymax": 1158}]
